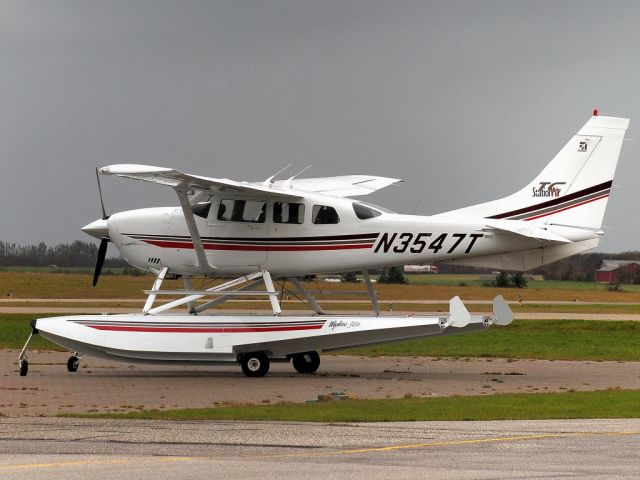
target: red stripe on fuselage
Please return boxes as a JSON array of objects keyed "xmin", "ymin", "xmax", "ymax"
[
  {"xmin": 142, "ymin": 240, "xmax": 374, "ymax": 251},
  {"xmin": 88, "ymin": 324, "xmax": 324, "ymax": 333}
]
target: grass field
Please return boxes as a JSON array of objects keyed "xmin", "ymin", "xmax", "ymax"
[
  {"xmin": 3, "ymin": 300, "xmax": 640, "ymax": 315},
  {"xmin": 70, "ymin": 389, "xmax": 640, "ymax": 422},
  {"xmin": 3, "ymin": 314, "xmax": 640, "ymax": 361},
  {"xmin": 0, "ymin": 314, "xmax": 65, "ymax": 350},
  {"xmin": 407, "ymin": 274, "xmax": 640, "ymax": 291},
  {"xmin": 2, "ymin": 272, "xmax": 640, "ymax": 303},
  {"xmin": 341, "ymin": 319, "xmax": 640, "ymax": 360}
]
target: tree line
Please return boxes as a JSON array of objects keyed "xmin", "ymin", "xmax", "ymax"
[
  {"xmin": 438, "ymin": 251, "xmax": 640, "ymax": 282},
  {"xmin": 2, "ymin": 239, "xmax": 638, "ymax": 283},
  {"xmin": 0, "ymin": 241, "xmax": 124, "ymax": 268},
  {"xmin": 532, "ymin": 251, "xmax": 640, "ymax": 282}
]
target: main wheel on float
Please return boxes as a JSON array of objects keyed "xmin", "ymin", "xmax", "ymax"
[
  {"xmin": 291, "ymin": 351, "xmax": 320, "ymax": 374},
  {"xmin": 240, "ymin": 352, "xmax": 270, "ymax": 377}
]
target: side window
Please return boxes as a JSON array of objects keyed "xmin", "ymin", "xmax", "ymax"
[
  {"xmin": 217, "ymin": 199, "xmax": 266, "ymax": 223},
  {"xmin": 273, "ymin": 202, "xmax": 305, "ymax": 224},
  {"xmin": 312, "ymin": 205, "xmax": 340, "ymax": 224}
]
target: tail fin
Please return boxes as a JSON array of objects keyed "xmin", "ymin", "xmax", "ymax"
[{"xmin": 439, "ymin": 112, "xmax": 630, "ymax": 230}]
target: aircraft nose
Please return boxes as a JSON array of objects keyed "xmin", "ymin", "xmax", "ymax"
[{"xmin": 81, "ymin": 218, "xmax": 109, "ymax": 239}]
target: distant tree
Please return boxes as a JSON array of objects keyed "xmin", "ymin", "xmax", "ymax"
[
  {"xmin": 341, "ymin": 272, "xmax": 359, "ymax": 283},
  {"xmin": 510, "ymin": 272, "xmax": 528, "ymax": 288},
  {"xmin": 378, "ymin": 266, "xmax": 408, "ymax": 284},
  {"xmin": 493, "ymin": 272, "xmax": 510, "ymax": 287},
  {"xmin": 0, "ymin": 240, "xmax": 126, "ymax": 268},
  {"xmin": 492, "ymin": 271, "xmax": 528, "ymax": 288},
  {"xmin": 122, "ymin": 264, "xmax": 148, "ymax": 277}
]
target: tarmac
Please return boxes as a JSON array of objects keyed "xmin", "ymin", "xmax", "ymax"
[
  {"xmin": 2, "ymin": 350, "xmax": 640, "ymax": 416},
  {"xmin": 1, "ymin": 417, "xmax": 639, "ymax": 479},
  {"xmin": 2, "ymin": 306, "xmax": 639, "ymax": 478}
]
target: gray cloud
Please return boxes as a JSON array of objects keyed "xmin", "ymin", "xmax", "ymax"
[{"xmin": 1, "ymin": 0, "xmax": 638, "ymax": 251}]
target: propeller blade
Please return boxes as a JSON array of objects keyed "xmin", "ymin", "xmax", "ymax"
[
  {"xmin": 93, "ymin": 238, "xmax": 109, "ymax": 287},
  {"xmin": 95, "ymin": 167, "xmax": 108, "ymax": 220}
]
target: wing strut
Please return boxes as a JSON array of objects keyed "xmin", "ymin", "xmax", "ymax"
[{"xmin": 174, "ymin": 186, "xmax": 214, "ymax": 274}]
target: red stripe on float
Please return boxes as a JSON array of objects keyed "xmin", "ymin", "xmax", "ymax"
[{"xmin": 89, "ymin": 325, "xmax": 324, "ymax": 333}]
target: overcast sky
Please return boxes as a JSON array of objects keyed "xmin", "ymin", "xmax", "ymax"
[{"xmin": 1, "ymin": 1, "xmax": 639, "ymax": 252}]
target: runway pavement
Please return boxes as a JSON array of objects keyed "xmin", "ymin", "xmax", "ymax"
[{"xmin": 1, "ymin": 417, "xmax": 639, "ymax": 479}]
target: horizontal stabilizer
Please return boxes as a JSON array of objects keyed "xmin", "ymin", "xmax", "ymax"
[
  {"xmin": 442, "ymin": 238, "xmax": 600, "ymax": 271},
  {"xmin": 483, "ymin": 219, "xmax": 571, "ymax": 244}
]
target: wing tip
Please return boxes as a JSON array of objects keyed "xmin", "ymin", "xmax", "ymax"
[{"xmin": 99, "ymin": 164, "xmax": 172, "ymax": 176}]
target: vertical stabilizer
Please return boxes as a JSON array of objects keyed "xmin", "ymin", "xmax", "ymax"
[{"xmin": 436, "ymin": 113, "xmax": 630, "ymax": 230}]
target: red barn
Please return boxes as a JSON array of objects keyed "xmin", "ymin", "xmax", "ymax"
[{"xmin": 595, "ymin": 260, "xmax": 640, "ymax": 284}]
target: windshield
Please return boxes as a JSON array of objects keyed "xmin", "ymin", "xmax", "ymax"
[
  {"xmin": 353, "ymin": 202, "xmax": 382, "ymax": 220},
  {"xmin": 191, "ymin": 201, "xmax": 212, "ymax": 219}
]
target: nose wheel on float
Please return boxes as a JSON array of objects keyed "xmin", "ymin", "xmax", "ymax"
[
  {"xmin": 19, "ymin": 358, "xmax": 28, "ymax": 376},
  {"xmin": 17, "ymin": 329, "xmax": 34, "ymax": 377},
  {"xmin": 17, "ymin": 326, "xmax": 85, "ymax": 376}
]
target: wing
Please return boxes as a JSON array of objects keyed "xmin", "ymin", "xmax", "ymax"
[
  {"xmin": 99, "ymin": 164, "xmax": 303, "ymax": 200},
  {"xmin": 99, "ymin": 164, "xmax": 303, "ymax": 274},
  {"xmin": 269, "ymin": 175, "xmax": 403, "ymax": 197}
]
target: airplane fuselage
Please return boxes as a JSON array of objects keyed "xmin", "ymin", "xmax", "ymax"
[{"xmin": 106, "ymin": 191, "xmax": 548, "ymax": 277}]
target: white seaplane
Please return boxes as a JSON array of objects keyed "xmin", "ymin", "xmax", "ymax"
[{"xmin": 18, "ymin": 112, "xmax": 629, "ymax": 377}]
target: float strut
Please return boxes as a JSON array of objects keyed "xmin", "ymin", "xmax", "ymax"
[{"xmin": 262, "ymin": 270, "xmax": 281, "ymax": 316}]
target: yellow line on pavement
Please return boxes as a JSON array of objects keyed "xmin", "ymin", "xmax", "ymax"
[
  {"xmin": 250, "ymin": 429, "xmax": 640, "ymax": 459},
  {"xmin": 0, "ymin": 456, "xmax": 192, "ymax": 471},
  {"xmin": 2, "ymin": 430, "xmax": 639, "ymax": 469}
]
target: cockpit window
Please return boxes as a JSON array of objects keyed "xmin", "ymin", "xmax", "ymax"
[
  {"xmin": 273, "ymin": 202, "xmax": 305, "ymax": 224},
  {"xmin": 217, "ymin": 199, "xmax": 266, "ymax": 223},
  {"xmin": 191, "ymin": 201, "xmax": 212, "ymax": 219},
  {"xmin": 312, "ymin": 205, "xmax": 340, "ymax": 224},
  {"xmin": 353, "ymin": 202, "xmax": 382, "ymax": 220}
]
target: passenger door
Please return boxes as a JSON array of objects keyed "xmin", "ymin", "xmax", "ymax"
[{"xmin": 207, "ymin": 197, "xmax": 269, "ymax": 268}]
